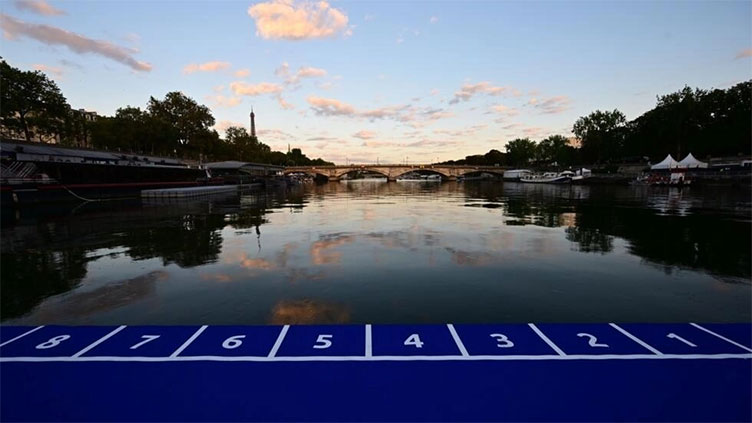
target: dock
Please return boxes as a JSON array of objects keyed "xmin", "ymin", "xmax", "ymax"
[{"xmin": 141, "ymin": 185, "xmax": 239, "ymax": 199}]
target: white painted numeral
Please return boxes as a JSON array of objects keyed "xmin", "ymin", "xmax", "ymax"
[
  {"xmin": 577, "ymin": 333, "xmax": 609, "ymax": 348},
  {"xmin": 35, "ymin": 335, "xmax": 70, "ymax": 349},
  {"xmin": 404, "ymin": 334, "xmax": 424, "ymax": 348},
  {"xmin": 667, "ymin": 333, "xmax": 697, "ymax": 347},
  {"xmin": 313, "ymin": 334, "xmax": 333, "ymax": 349},
  {"xmin": 222, "ymin": 335, "xmax": 245, "ymax": 349},
  {"xmin": 130, "ymin": 335, "xmax": 160, "ymax": 350},
  {"xmin": 490, "ymin": 333, "xmax": 514, "ymax": 348}
]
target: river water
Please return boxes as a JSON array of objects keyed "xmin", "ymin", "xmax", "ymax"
[{"xmin": 1, "ymin": 181, "xmax": 750, "ymax": 325}]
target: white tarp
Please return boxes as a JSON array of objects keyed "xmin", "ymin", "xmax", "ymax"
[
  {"xmin": 651, "ymin": 154, "xmax": 679, "ymax": 170},
  {"xmin": 677, "ymin": 153, "xmax": 708, "ymax": 168}
]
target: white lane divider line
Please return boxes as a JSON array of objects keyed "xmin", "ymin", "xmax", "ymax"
[
  {"xmin": 609, "ymin": 323, "xmax": 663, "ymax": 355},
  {"xmin": 365, "ymin": 324, "xmax": 372, "ymax": 358},
  {"xmin": 267, "ymin": 325, "xmax": 290, "ymax": 358},
  {"xmin": 528, "ymin": 323, "xmax": 566, "ymax": 356},
  {"xmin": 170, "ymin": 326, "xmax": 208, "ymax": 358},
  {"xmin": 72, "ymin": 326, "xmax": 127, "ymax": 358},
  {"xmin": 447, "ymin": 324, "xmax": 469, "ymax": 357},
  {"xmin": 690, "ymin": 323, "xmax": 752, "ymax": 353},
  {"xmin": 1, "ymin": 353, "xmax": 751, "ymax": 363},
  {"xmin": 0, "ymin": 326, "xmax": 44, "ymax": 348}
]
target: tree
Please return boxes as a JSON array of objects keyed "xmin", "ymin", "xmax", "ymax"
[
  {"xmin": 0, "ymin": 60, "xmax": 69, "ymax": 142},
  {"xmin": 573, "ymin": 109, "xmax": 626, "ymax": 163},
  {"xmin": 536, "ymin": 135, "xmax": 577, "ymax": 166},
  {"xmin": 505, "ymin": 138, "xmax": 537, "ymax": 166},
  {"xmin": 147, "ymin": 92, "xmax": 215, "ymax": 157}
]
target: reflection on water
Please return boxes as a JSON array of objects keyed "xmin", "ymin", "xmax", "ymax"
[{"xmin": 1, "ymin": 181, "xmax": 750, "ymax": 324}]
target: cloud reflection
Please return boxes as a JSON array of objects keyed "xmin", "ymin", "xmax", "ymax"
[{"xmin": 269, "ymin": 299, "xmax": 350, "ymax": 324}]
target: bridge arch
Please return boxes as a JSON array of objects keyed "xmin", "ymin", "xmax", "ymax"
[
  {"xmin": 458, "ymin": 168, "xmax": 505, "ymax": 178},
  {"xmin": 393, "ymin": 168, "xmax": 451, "ymax": 180},
  {"xmin": 334, "ymin": 168, "xmax": 390, "ymax": 180}
]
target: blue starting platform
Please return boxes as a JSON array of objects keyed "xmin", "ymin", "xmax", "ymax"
[{"xmin": 1, "ymin": 323, "xmax": 750, "ymax": 421}]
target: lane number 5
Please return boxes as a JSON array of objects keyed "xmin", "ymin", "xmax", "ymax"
[{"xmin": 313, "ymin": 334, "xmax": 333, "ymax": 349}]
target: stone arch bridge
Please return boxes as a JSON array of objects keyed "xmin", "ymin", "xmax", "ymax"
[{"xmin": 284, "ymin": 164, "xmax": 508, "ymax": 181}]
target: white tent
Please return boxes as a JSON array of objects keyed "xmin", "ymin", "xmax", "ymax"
[
  {"xmin": 651, "ymin": 154, "xmax": 679, "ymax": 170},
  {"xmin": 677, "ymin": 153, "xmax": 708, "ymax": 168}
]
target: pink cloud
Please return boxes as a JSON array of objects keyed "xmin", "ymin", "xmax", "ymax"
[
  {"xmin": 276, "ymin": 62, "xmax": 327, "ymax": 84},
  {"xmin": 735, "ymin": 48, "xmax": 752, "ymax": 59},
  {"xmin": 276, "ymin": 95, "xmax": 294, "ymax": 110},
  {"xmin": 1, "ymin": 14, "xmax": 151, "ymax": 71},
  {"xmin": 14, "ymin": 0, "xmax": 64, "ymax": 16},
  {"xmin": 352, "ymin": 130, "xmax": 376, "ymax": 139},
  {"xmin": 183, "ymin": 61, "xmax": 230, "ymax": 74},
  {"xmin": 248, "ymin": 0, "xmax": 349, "ymax": 40},
  {"xmin": 230, "ymin": 81, "xmax": 283, "ymax": 96},
  {"xmin": 207, "ymin": 95, "xmax": 241, "ymax": 108},
  {"xmin": 32, "ymin": 63, "xmax": 63, "ymax": 77},
  {"xmin": 450, "ymin": 81, "xmax": 515, "ymax": 104},
  {"xmin": 234, "ymin": 68, "xmax": 251, "ymax": 77},
  {"xmin": 530, "ymin": 95, "xmax": 572, "ymax": 114}
]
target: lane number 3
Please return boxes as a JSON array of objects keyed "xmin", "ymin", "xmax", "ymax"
[{"xmin": 490, "ymin": 333, "xmax": 514, "ymax": 348}]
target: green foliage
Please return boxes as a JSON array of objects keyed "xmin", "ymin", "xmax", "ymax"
[
  {"xmin": 505, "ymin": 138, "xmax": 538, "ymax": 166},
  {"xmin": 573, "ymin": 109, "xmax": 627, "ymax": 163},
  {"xmin": 0, "ymin": 60, "xmax": 69, "ymax": 142}
]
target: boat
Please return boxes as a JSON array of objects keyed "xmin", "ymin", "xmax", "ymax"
[
  {"xmin": 520, "ymin": 171, "xmax": 572, "ymax": 184},
  {"xmin": 396, "ymin": 173, "xmax": 442, "ymax": 182},
  {"xmin": 458, "ymin": 173, "xmax": 495, "ymax": 182},
  {"xmin": 502, "ymin": 169, "xmax": 532, "ymax": 181},
  {"xmin": 1, "ymin": 140, "xmax": 209, "ymax": 205},
  {"xmin": 570, "ymin": 168, "xmax": 592, "ymax": 183}
]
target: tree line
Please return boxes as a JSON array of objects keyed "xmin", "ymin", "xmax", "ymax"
[
  {"xmin": 0, "ymin": 60, "xmax": 332, "ymax": 166},
  {"xmin": 442, "ymin": 80, "xmax": 751, "ymax": 167}
]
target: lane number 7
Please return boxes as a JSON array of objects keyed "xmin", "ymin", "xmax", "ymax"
[{"xmin": 130, "ymin": 335, "xmax": 160, "ymax": 350}]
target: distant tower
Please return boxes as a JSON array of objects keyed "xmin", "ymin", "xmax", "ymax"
[{"xmin": 249, "ymin": 107, "xmax": 256, "ymax": 138}]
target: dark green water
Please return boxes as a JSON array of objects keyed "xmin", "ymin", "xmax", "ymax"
[{"xmin": 1, "ymin": 181, "xmax": 750, "ymax": 325}]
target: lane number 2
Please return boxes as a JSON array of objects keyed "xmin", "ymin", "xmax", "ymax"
[
  {"xmin": 667, "ymin": 333, "xmax": 697, "ymax": 347},
  {"xmin": 404, "ymin": 334, "xmax": 424, "ymax": 348},
  {"xmin": 36, "ymin": 335, "xmax": 71, "ymax": 349},
  {"xmin": 313, "ymin": 334, "xmax": 333, "ymax": 349},
  {"xmin": 490, "ymin": 333, "xmax": 514, "ymax": 348},
  {"xmin": 130, "ymin": 335, "xmax": 160, "ymax": 350},
  {"xmin": 577, "ymin": 333, "xmax": 609, "ymax": 348}
]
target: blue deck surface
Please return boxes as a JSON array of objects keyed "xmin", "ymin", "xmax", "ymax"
[{"xmin": 1, "ymin": 323, "xmax": 750, "ymax": 422}]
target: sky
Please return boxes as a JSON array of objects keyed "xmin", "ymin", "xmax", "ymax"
[{"xmin": 1, "ymin": 0, "xmax": 750, "ymax": 164}]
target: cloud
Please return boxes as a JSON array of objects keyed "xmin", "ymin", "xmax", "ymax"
[
  {"xmin": 433, "ymin": 125, "xmax": 487, "ymax": 138},
  {"xmin": 258, "ymin": 128, "xmax": 294, "ymax": 140},
  {"xmin": 449, "ymin": 81, "xmax": 515, "ymax": 104},
  {"xmin": 529, "ymin": 95, "xmax": 571, "ymax": 114},
  {"xmin": 492, "ymin": 104, "xmax": 519, "ymax": 116},
  {"xmin": 276, "ymin": 95, "xmax": 294, "ymax": 109},
  {"xmin": 429, "ymin": 16, "xmax": 439, "ymax": 24},
  {"xmin": 307, "ymin": 96, "xmax": 452, "ymax": 128},
  {"xmin": 275, "ymin": 62, "xmax": 327, "ymax": 84},
  {"xmin": 32, "ymin": 63, "xmax": 63, "ymax": 77},
  {"xmin": 1, "ymin": 14, "xmax": 152, "ymax": 71},
  {"xmin": 307, "ymin": 96, "xmax": 356, "ymax": 116},
  {"xmin": 234, "ymin": 68, "xmax": 251, "ymax": 77},
  {"xmin": 352, "ymin": 130, "xmax": 376, "ymax": 139},
  {"xmin": 183, "ymin": 61, "xmax": 230, "ymax": 74},
  {"xmin": 214, "ymin": 120, "xmax": 247, "ymax": 133},
  {"xmin": 230, "ymin": 81, "xmax": 283, "ymax": 96},
  {"xmin": 207, "ymin": 95, "xmax": 242, "ymax": 108},
  {"xmin": 735, "ymin": 48, "xmax": 752, "ymax": 59},
  {"xmin": 429, "ymin": 88, "xmax": 440, "ymax": 96},
  {"xmin": 14, "ymin": 0, "xmax": 64, "ymax": 16},
  {"xmin": 248, "ymin": 0, "xmax": 349, "ymax": 40}
]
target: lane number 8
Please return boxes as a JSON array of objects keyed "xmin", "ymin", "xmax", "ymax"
[{"xmin": 36, "ymin": 335, "xmax": 71, "ymax": 349}]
